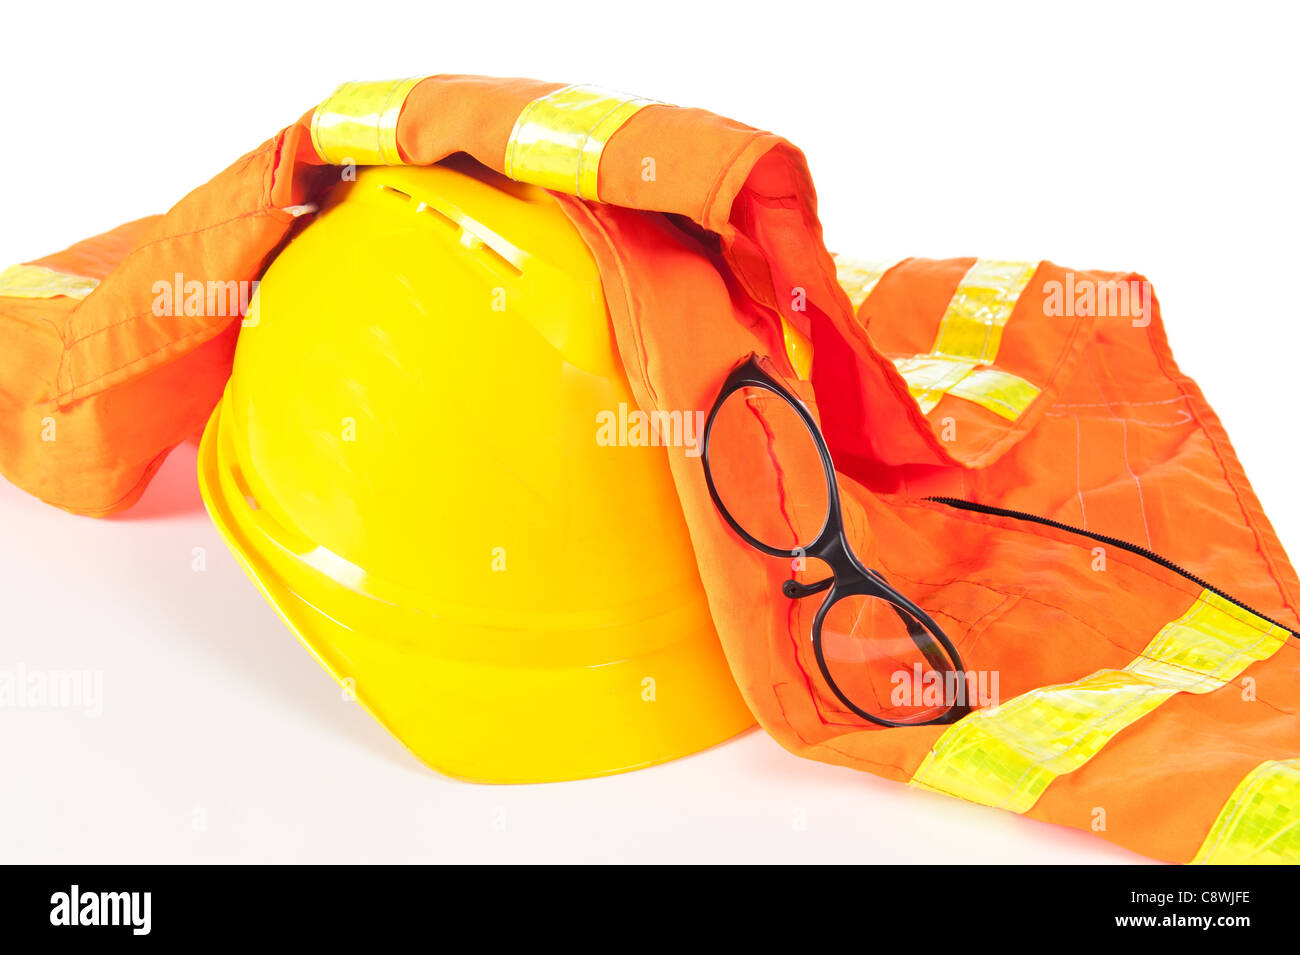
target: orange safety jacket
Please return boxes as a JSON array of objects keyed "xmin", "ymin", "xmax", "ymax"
[{"xmin": 2, "ymin": 76, "xmax": 1298, "ymax": 864}]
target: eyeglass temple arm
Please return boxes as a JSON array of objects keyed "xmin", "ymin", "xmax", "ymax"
[
  {"xmin": 782, "ymin": 577, "xmax": 834, "ymax": 599},
  {"xmin": 784, "ymin": 567, "xmax": 898, "ymax": 602}
]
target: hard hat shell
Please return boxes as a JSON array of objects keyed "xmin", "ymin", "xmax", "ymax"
[{"xmin": 197, "ymin": 157, "xmax": 754, "ymax": 783}]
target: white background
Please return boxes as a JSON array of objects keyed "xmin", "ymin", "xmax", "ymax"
[{"xmin": 1, "ymin": 1, "xmax": 1296, "ymax": 863}]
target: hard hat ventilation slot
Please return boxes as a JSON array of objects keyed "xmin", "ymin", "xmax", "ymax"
[
  {"xmin": 374, "ymin": 177, "xmax": 527, "ymax": 277},
  {"xmin": 477, "ymin": 243, "xmax": 524, "ymax": 277},
  {"xmin": 415, "ymin": 202, "xmax": 525, "ymax": 277},
  {"xmin": 414, "ymin": 202, "xmax": 460, "ymax": 235}
]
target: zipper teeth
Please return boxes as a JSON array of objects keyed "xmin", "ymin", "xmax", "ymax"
[{"xmin": 925, "ymin": 496, "xmax": 1298, "ymax": 637}]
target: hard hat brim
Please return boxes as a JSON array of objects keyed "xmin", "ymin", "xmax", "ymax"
[{"xmin": 198, "ymin": 392, "xmax": 755, "ymax": 783}]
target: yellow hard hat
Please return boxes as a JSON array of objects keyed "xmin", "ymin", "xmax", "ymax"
[{"xmin": 197, "ymin": 157, "xmax": 753, "ymax": 783}]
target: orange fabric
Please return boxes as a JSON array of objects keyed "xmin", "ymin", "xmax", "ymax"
[
  {"xmin": 561, "ymin": 196, "xmax": 1300, "ymax": 862},
  {"xmin": 861, "ymin": 257, "xmax": 1095, "ymax": 469},
  {"xmin": 0, "ymin": 75, "xmax": 951, "ymax": 515},
  {"xmin": 2, "ymin": 75, "xmax": 1297, "ymax": 864}
]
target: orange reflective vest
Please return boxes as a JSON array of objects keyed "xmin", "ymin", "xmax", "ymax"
[{"xmin": 3, "ymin": 76, "xmax": 1297, "ymax": 864}]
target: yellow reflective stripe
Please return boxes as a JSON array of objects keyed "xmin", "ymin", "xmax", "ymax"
[
  {"xmin": 947, "ymin": 366, "xmax": 1041, "ymax": 421},
  {"xmin": 310, "ymin": 77, "xmax": 426, "ymax": 166},
  {"xmin": 910, "ymin": 590, "xmax": 1288, "ymax": 814},
  {"xmin": 893, "ymin": 355, "xmax": 977, "ymax": 414},
  {"xmin": 1193, "ymin": 758, "xmax": 1300, "ymax": 864},
  {"xmin": 932, "ymin": 259, "xmax": 1038, "ymax": 363},
  {"xmin": 834, "ymin": 256, "xmax": 897, "ymax": 309},
  {"xmin": 503, "ymin": 84, "xmax": 659, "ymax": 201},
  {"xmin": 0, "ymin": 263, "xmax": 99, "ymax": 300},
  {"xmin": 890, "ymin": 259, "xmax": 1040, "ymax": 419}
]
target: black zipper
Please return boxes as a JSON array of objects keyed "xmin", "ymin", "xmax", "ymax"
[{"xmin": 925, "ymin": 495, "xmax": 1299, "ymax": 637}]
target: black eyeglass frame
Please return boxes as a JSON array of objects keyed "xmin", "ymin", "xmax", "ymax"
[{"xmin": 700, "ymin": 354, "xmax": 971, "ymax": 727}]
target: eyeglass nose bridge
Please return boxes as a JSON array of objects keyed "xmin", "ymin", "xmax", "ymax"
[{"xmin": 782, "ymin": 526, "xmax": 896, "ymax": 600}]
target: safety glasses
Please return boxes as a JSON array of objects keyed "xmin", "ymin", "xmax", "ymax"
[{"xmin": 702, "ymin": 354, "xmax": 970, "ymax": 727}]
